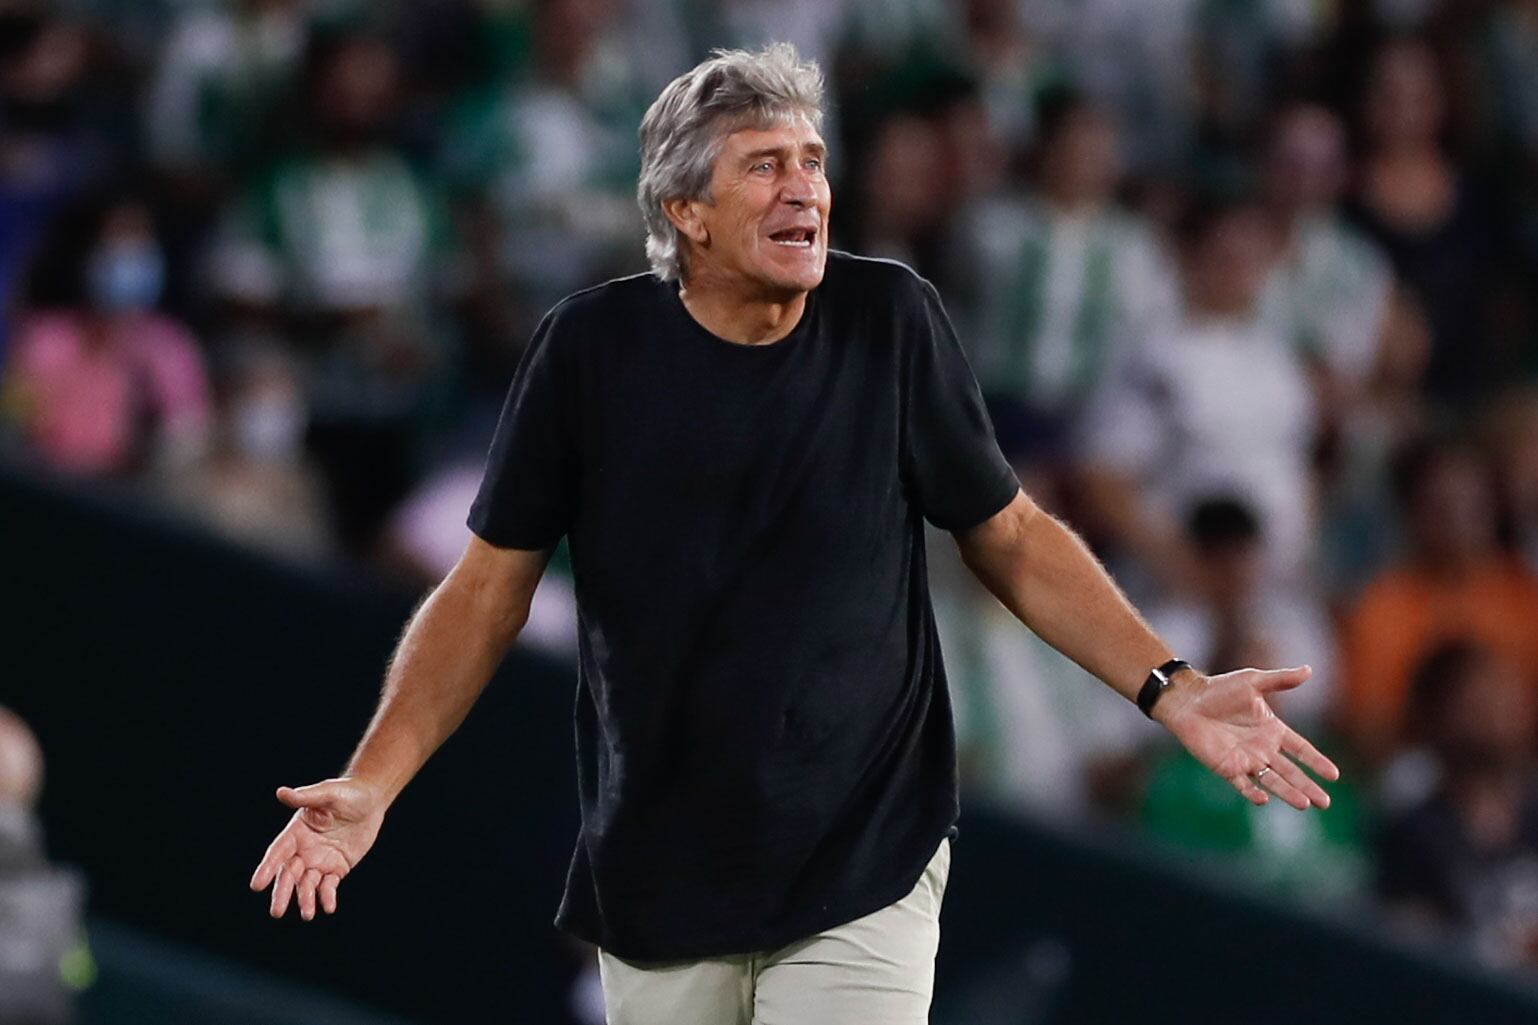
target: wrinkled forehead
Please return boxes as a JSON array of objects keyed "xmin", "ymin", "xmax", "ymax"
[{"xmin": 712, "ymin": 107, "xmax": 825, "ymax": 158}]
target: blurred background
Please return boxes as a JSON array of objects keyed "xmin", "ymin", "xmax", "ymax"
[{"xmin": 6, "ymin": 0, "xmax": 1538, "ymax": 1022}]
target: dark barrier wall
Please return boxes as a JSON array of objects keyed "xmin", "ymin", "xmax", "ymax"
[
  {"xmin": 4, "ymin": 467, "xmax": 583, "ymax": 1024},
  {"xmin": 7, "ymin": 465, "xmax": 1538, "ymax": 1025},
  {"xmin": 938, "ymin": 808, "xmax": 1538, "ymax": 1025}
]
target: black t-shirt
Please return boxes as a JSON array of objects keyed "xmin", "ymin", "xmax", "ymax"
[{"xmin": 468, "ymin": 251, "xmax": 1019, "ymax": 959}]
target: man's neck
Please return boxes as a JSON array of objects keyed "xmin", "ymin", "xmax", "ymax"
[{"xmin": 678, "ymin": 276, "xmax": 808, "ymax": 346}]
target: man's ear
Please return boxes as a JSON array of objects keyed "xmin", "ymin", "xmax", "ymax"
[{"xmin": 663, "ymin": 197, "xmax": 709, "ymax": 246}]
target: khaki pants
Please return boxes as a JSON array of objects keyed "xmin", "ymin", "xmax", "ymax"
[{"xmin": 598, "ymin": 839, "xmax": 952, "ymax": 1025}]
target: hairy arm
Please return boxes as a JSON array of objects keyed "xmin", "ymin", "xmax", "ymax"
[
  {"xmin": 250, "ymin": 534, "xmax": 552, "ymax": 918},
  {"xmin": 346, "ymin": 535, "xmax": 551, "ymax": 803},
  {"xmin": 953, "ymin": 489, "xmax": 1339, "ymax": 808},
  {"xmin": 955, "ymin": 489, "xmax": 1186, "ymax": 721}
]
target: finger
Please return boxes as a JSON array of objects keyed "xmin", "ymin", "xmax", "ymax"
[
  {"xmin": 250, "ymin": 832, "xmax": 296, "ymax": 891},
  {"xmin": 1268, "ymin": 754, "xmax": 1331, "ymax": 810},
  {"xmin": 277, "ymin": 782, "xmax": 339, "ymax": 810},
  {"xmin": 1254, "ymin": 665, "xmax": 1312, "ymax": 694},
  {"xmin": 270, "ymin": 862, "xmax": 296, "ymax": 918},
  {"xmin": 1227, "ymin": 772, "xmax": 1270, "ymax": 806},
  {"xmin": 1282, "ymin": 728, "xmax": 1341, "ymax": 781},
  {"xmin": 274, "ymin": 855, "xmax": 306, "ymax": 918},
  {"xmin": 298, "ymin": 868, "xmax": 321, "ymax": 921},
  {"xmin": 320, "ymin": 874, "xmax": 340, "ymax": 915},
  {"xmin": 1252, "ymin": 763, "xmax": 1311, "ymax": 811}
]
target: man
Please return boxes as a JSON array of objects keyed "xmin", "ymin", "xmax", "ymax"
[{"xmin": 250, "ymin": 45, "xmax": 1339, "ymax": 1024}]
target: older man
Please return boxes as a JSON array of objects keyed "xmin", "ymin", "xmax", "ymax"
[{"xmin": 250, "ymin": 44, "xmax": 1339, "ymax": 1024}]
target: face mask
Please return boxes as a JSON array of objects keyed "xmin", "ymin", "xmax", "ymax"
[
  {"xmin": 86, "ymin": 242, "xmax": 166, "ymax": 313},
  {"xmin": 232, "ymin": 393, "xmax": 307, "ymax": 461}
]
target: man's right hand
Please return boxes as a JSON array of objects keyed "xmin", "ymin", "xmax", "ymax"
[{"xmin": 249, "ymin": 777, "xmax": 386, "ymax": 920}]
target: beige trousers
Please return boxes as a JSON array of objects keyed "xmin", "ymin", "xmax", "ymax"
[{"xmin": 597, "ymin": 838, "xmax": 952, "ymax": 1025}]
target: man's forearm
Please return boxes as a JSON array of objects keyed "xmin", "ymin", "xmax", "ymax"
[
  {"xmin": 959, "ymin": 494, "xmax": 1174, "ymax": 706},
  {"xmin": 342, "ymin": 569, "xmax": 529, "ymax": 805}
]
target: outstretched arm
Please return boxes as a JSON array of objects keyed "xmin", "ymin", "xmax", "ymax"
[
  {"xmin": 954, "ymin": 490, "xmax": 1339, "ymax": 809},
  {"xmin": 249, "ymin": 535, "xmax": 550, "ymax": 919}
]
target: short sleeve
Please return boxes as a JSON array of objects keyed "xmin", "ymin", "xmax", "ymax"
[
  {"xmin": 902, "ymin": 277, "xmax": 1020, "ymax": 531},
  {"xmin": 467, "ymin": 308, "xmax": 578, "ymax": 549}
]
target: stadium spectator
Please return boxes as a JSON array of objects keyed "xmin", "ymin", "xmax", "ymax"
[
  {"xmin": 1055, "ymin": 0, "xmax": 1199, "ymax": 173},
  {"xmin": 1376, "ymin": 642, "xmax": 1538, "ymax": 971},
  {"xmin": 209, "ymin": 27, "xmax": 452, "ymax": 549},
  {"xmin": 1338, "ymin": 437, "xmax": 1538, "ymax": 768},
  {"xmin": 1484, "ymin": 387, "xmax": 1538, "ymax": 575},
  {"xmin": 0, "ymin": 706, "xmax": 89, "ymax": 1025},
  {"xmin": 1345, "ymin": 37, "xmax": 1510, "ymax": 408},
  {"xmin": 143, "ymin": 0, "xmax": 309, "ymax": 186},
  {"xmin": 1262, "ymin": 101, "xmax": 1394, "ymax": 401},
  {"xmin": 210, "ymin": 28, "xmax": 445, "ymax": 320},
  {"xmin": 2, "ymin": 192, "xmax": 210, "ymax": 476},
  {"xmin": 844, "ymin": 107, "xmax": 953, "ymax": 270},
  {"xmin": 1191, "ymin": 0, "xmax": 1327, "ymax": 154},
  {"xmin": 1259, "ymin": 100, "xmax": 1433, "ymax": 597},
  {"xmin": 0, "ymin": 5, "xmax": 100, "ymax": 365},
  {"xmin": 437, "ymin": 0, "xmax": 647, "ymax": 347},
  {"xmin": 1080, "ymin": 194, "xmax": 1316, "ymax": 591},
  {"xmin": 951, "ymin": 0, "xmax": 1059, "ymax": 160},
  {"xmin": 159, "ymin": 341, "xmax": 336, "ymax": 562},
  {"xmin": 952, "ymin": 90, "xmax": 1174, "ymax": 493},
  {"xmin": 1147, "ymin": 496, "xmax": 1337, "ymax": 732}
]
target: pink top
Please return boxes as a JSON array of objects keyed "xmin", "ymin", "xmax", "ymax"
[{"xmin": 9, "ymin": 311, "xmax": 211, "ymax": 474}]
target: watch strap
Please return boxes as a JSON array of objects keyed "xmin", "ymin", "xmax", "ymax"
[{"xmin": 1137, "ymin": 658, "xmax": 1193, "ymax": 719}]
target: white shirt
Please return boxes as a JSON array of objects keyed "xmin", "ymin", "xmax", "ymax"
[{"xmin": 1084, "ymin": 310, "xmax": 1318, "ymax": 580}]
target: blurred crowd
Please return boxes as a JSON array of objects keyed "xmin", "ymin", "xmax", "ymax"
[
  {"xmin": 0, "ymin": 706, "xmax": 87, "ymax": 1024},
  {"xmin": 5, "ymin": 0, "xmax": 1538, "ymax": 985}
]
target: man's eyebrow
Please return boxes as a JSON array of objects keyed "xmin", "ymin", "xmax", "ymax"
[{"xmin": 742, "ymin": 141, "xmax": 828, "ymax": 161}]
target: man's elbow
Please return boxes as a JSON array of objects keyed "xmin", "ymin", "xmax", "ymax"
[
  {"xmin": 958, "ymin": 489, "xmax": 1038, "ymax": 553},
  {"xmin": 955, "ymin": 489, "xmax": 1046, "ymax": 580},
  {"xmin": 439, "ymin": 540, "xmax": 549, "ymax": 649}
]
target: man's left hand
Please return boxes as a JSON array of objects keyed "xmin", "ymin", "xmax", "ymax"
[{"xmin": 1153, "ymin": 666, "xmax": 1340, "ymax": 809}]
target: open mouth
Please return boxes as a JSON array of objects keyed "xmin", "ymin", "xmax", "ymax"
[{"xmin": 768, "ymin": 227, "xmax": 817, "ymax": 248}]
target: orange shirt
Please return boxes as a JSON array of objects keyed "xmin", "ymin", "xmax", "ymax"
[{"xmin": 1339, "ymin": 558, "xmax": 1538, "ymax": 759}]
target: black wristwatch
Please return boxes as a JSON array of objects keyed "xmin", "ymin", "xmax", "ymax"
[{"xmin": 1137, "ymin": 659, "xmax": 1194, "ymax": 719}]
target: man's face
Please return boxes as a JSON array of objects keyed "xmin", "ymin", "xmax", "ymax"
[
  {"xmin": 1266, "ymin": 106, "xmax": 1347, "ymax": 214},
  {"xmin": 674, "ymin": 115, "xmax": 831, "ymax": 299},
  {"xmin": 1184, "ymin": 208, "xmax": 1277, "ymax": 316},
  {"xmin": 1045, "ymin": 109, "xmax": 1120, "ymax": 206}
]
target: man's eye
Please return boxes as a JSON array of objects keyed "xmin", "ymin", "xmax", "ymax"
[
  {"xmin": 752, "ymin": 161, "xmax": 774, "ymax": 173},
  {"xmin": 806, "ymin": 158, "xmax": 823, "ymax": 172}
]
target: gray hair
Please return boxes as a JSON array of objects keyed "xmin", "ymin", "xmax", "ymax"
[{"xmin": 637, "ymin": 43, "xmax": 825, "ymax": 282}]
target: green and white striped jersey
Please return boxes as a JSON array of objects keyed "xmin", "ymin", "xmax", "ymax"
[{"xmin": 958, "ymin": 196, "xmax": 1176, "ymax": 414}]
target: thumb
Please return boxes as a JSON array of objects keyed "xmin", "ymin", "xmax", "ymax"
[
  {"xmin": 1255, "ymin": 665, "xmax": 1312, "ymax": 693},
  {"xmin": 276, "ymin": 781, "xmax": 344, "ymax": 810}
]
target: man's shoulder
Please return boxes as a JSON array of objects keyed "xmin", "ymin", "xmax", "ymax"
[
  {"xmin": 546, "ymin": 271, "xmax": 664, "ymax": 326},
  {"xmin": 821, "ymin": 250, "xmax": 936, "ymax": 305},
  {"xmin": 529, "ymin": 272, "xmax": 670, "ymax": 359}
]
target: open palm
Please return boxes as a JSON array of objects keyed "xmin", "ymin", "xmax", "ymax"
[
  {"xmin": 1160, "ymin": 665, "xmax": 1341, "ymax": 810},
  {"xmin": 249, "ymin": 777, "xmax": 386, "ymax": 920}
]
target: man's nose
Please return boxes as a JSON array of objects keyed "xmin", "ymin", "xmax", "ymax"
[{"xmin": 781, "ymin": 166, "xmax": 816, "ymax": 206}]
